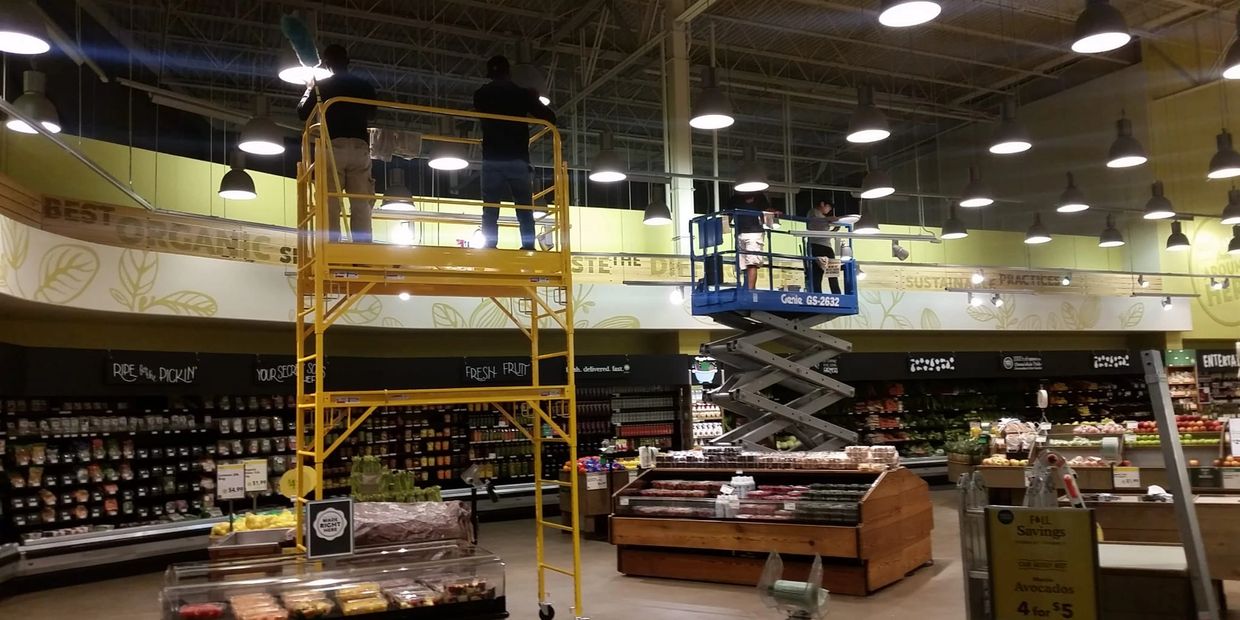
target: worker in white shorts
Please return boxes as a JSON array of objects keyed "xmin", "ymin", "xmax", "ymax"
[{"xmin": 729, "ymin": 191, "xmax": 777, "ymax": 289}]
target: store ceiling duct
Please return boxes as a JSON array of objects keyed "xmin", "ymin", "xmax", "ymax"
[
  {"xmin": 1024, "ymin": 213, "xmax": 1052, "ymax": 244},
  {"xmin": 1208, "ymin": 130, "xmax": 1240, "ymax": 179},
  {"xmin": 852, "ymin": 209, "xmax": 880, "ymax": 235},
  {"xmin": 878, "ymin": 0, "xmax": 942, "ymax": 28},
  {"xmin": 859, "ymin": 156, "xmax": 895, "ymax": 199},
  {"xmin": 940, "ymin": 206, "xmax": 968, "ymax": 240},
  {"xmin": 734, "ymin": 144, "xmax": 769, "ymax": 192},
  {"xmin": 428, "ymin": 118, "xmax": 470, "ymax": 171},
  {"xmin": 1107, "ymin": 116, "xmax": 1147, "ymax": 168},
  {"xmin": 989, "ymin": 99, "xmax": 1031, "ymax": 155},
  {"xmin": 380, "ymin": 168, "xmax": 414, "ymax": 211},
  {"xmin": 846, "ymin": 85, "xmax": 890, "ymax": 144},
  {"xmin": 239, "ymin": 96, "xmax": 285, "ymax": 156},
  {"xmin": 0, "ymin": 1, "xmax": 50, "ymax": 55},
  {"xmin": 1071, "ymin": 0, "xmax": 1131, "ymax": 54},
  {"xmin": 512, "ymin": 41, "xmax": 550, "ymax": 106},
  {"xmin": 689, "ymin": 66, "xmax": 734, "ymax": 130},
  {"xmin": 5, "ymin": 70, "xmax": 59, "ymax": 134},
  {"xmin": 1056, "ymin": 172, "xmax": 1089, "ymax": 213},
  {"xmin": 589, "ymin": 130, "xmax": 627, "ymax": 182},
  {"xmin": 1143, "ymin": 181, "xmax": 1175, "ymax": 219},
  {"xmin": 959, "ymin": 165, "xmax": 993, "ymax": 208},
  {"xmin": 1224, "ymin": 11, "xmax": 1240, "ymax": 79},
  {"xmin": 1223, "ymin": 189, "xmax": 1240, "ymax": 225},
  {"xmin": 1097, "ymin": 215, "xmax": 1124, "ymax": 247},
  {"xmin": 643, "ymin": 185, "xmax": 672, "ymax": 226},
  {"xmin": 1165, "ymin": 221, "xmax": 1190, "ymax": 252},
  {"xmin": 218, "ymin": 151, "xmax": 257, "ymax": 200},
  {"xmin": 278, "ymin": 45, "xmax": 331, "ymax": 85},
  {"xmin": 1229, "ymin": 226, "xmax": 1240, "ymax": 254}
]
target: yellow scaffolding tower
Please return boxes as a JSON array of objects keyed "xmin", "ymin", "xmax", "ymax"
[{"xmin": 293, "ymin": 97, "xmax": 583, "ymax": 619}]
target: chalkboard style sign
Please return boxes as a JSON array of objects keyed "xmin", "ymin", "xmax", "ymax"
[
  {"xmin": 106, "ymin": 351, "xmax": 199, "ymax": 385},
  {"xmin": 999, "ymin": 353, "xmax": 1044, "ymax": 372},
  {"xmin": 574, "ymin": 355, "xmax": 631, "ymax": 378},
  {"xmin": 254, "ymin": 356, "xmax": 319, "ymax": 385},
  {"xmin": 462, "ymin": 358, "xmax": 531, "ymax": 385}
]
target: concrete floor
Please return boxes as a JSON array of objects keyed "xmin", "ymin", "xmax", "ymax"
[{"xmin": 3, "ymin": 490, "xmax": 1238, "ymax": 619}]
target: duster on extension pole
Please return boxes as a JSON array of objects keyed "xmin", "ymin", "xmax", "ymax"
[{"xmin": 280, "ymin": 13, "xmax": 321, "ymax": 70}]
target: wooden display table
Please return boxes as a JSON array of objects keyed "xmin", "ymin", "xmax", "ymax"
[
  {"xmin": 1084, "ymin": 494, "xmax": 1240, "ymax": 582},
  {"xmin": 609, "ymin": 467, "xmax": 932, "ymax": 596}
]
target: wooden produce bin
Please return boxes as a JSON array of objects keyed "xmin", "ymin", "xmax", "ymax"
[
  {"xmin": 609, "ymin": 467, "xmax": 932, "ymax": 596},
  {"xmin": 559, "ymin": 469, "xmax": 637, "ymax": 539},
  {"xmin": 1085, "ymin": 494, "xmax": 1240, "ymax": 582}
]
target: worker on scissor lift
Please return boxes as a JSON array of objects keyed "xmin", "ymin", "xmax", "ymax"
[{"xmin": 729, "ymin": 191, "xmax": 779, "ymax": 289}]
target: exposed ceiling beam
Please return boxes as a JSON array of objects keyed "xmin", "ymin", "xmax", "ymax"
[
  {"xmin": 561, "ymin": 36, "xmax": 663, "ymax": 109},
  {"xmin": 676, "ymin": 0, "xmax": 722, "ymax": 24}
]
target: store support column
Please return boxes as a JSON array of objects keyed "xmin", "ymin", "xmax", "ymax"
[{"xmin": 664, "ymin": 0, "xmax": 695, "ymax": 254}]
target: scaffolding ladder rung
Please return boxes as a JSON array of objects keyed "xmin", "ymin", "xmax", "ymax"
[
  {"xmin": 535, "ymin": 351, "xmax": 568, "ymax": 360},
  {"xmin": 539, "ymin": 562, "xmax": 576, "ymax": 577},
  {"xmin": 536, "ymin": 478, "xmax": 571, "ymax": 487},
  {"xmin": 296, "ymin": 450, "xmax": 317, "ymax": 457},
  {"xmin": 538, "ymin": 520, "xmax": 573, "ymax": 532},
  {"xmin": 537, "ymin": 437, "xmax": 570, "ymax": 443},
  {"xmin": 297, "ymin": 354, "xmax": 318, "ymax": 363}
]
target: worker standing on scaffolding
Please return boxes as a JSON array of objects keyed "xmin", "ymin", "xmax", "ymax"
[{"xmin": 474, "ymin": 55, "xmax": 557, "ymax": 250}]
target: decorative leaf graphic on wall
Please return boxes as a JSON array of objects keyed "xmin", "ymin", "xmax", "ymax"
[
  {"xmin": 341, "ymin": 295, "xmax": 382, "ymax": 325},
  {"xmin": 593, "ymin": 315, "xmax": 641, "ymax": 329},
  {"xmin": 149, "ymin": 291, "xmax": 219, "ymax": 316},
  {"xmin": 1047, "ymin": 312, "xmax": 1061, "ymax": 330},
  {"xmin": 469, "ymin": 299, "xmax": 511, "ymax": 329},
  {"xmin": 1061, "ymin": 298, "xmax": 1101, "ymax": 330},
  {"xmin": 573, "ymin": 285, "xmax": 596, "ymax": 315},
  {"xmin": 966, "ymin": 303, "xmax": 997, "ymax": 323},
  {"xmin": 34, "ymin": 244, "xmax": 98, "ymax": 304},
  {"xmin": 1, "ymin": 218, "xmax": 28, "ymax": 271},
  {"xmin": 431, "ymin": 303, "xmax": 465, "ymax": 328},
  {"xmin": 965, "ymin": 295, "xmax": 1018, "ymax": 329},
  {"xmin": 1118, "ymin": 303, "xmax": 1145, "ymax": 328},
  {"xmin": 1016, "ymin": 315, "xmax": 1043, "ymax": 330},
  {"xmin": 381, "ymin": 316, "xmax": 404, "ymax": 328},
  {"xmin": 920, "ymin": 308, "xmax": 941, "ymax": 330},
  {"xmin": 110, "ymin": 250, "xmax": 159, "ymax": 311}
]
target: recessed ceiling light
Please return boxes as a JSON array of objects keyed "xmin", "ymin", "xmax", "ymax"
[{"xmin": 878, "ymin": 0, "xmax": 942, "ymax": 28}]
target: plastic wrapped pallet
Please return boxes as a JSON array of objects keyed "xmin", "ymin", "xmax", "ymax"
[{"xmin": 352, "ymin": 501, "xmax": 472, "ymax": 547}]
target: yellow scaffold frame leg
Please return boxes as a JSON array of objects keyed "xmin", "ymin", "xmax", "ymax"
[{"xmin": 292, "ymin": 97, "xmax": 584, "ymax": 619}]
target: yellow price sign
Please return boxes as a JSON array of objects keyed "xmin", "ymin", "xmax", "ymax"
[
  {"xmin": 278, "ymin": 466, "xmax": 319, "ymax": 498},
  {"xmin": 986, "ymin": 507, "xmax": 1098, "ymax": 620}
]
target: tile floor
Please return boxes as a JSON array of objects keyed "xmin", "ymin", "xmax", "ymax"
[{"xmin": 2, "ymin": 490, "xmax": 1237, "ymax": 619}]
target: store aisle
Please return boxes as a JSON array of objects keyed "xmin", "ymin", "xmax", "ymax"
[{"xmin": 3, "ymin": 489, "xmax": 1237, "ymax": 619}]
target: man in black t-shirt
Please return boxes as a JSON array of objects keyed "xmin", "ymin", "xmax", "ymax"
[{"xmin": 474, "ymin": 55, "xmax": 556, "ymax": 250}]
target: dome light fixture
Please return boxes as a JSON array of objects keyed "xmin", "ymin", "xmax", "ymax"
[
  {"xmin": 511, "ymin": 41, "xmax": 550, "ymax": 106},
  {"xmin": 859, "ymin": 156, "xmax": 895, "ymax": 199},
  {"xmin": 1224, "ymin": 11, "xmax": 1240, "ymax": 79},
  {"xmin": 1024, "ymin": 213, "xmax": 1052, "ymax": 245},
  {"xmin": 1208, "ymin": 129, "xmax": 1240, "ymax": 179},
  {"xmin": 1142, "ymin": 180, "xmax": 1175, "ymax": 220},
  {"xmin": 852, "ymin": 209, "xmax": 880, "ymax": 235},
  {"xmin": 1137, "ymin": 274, "xmax": 1149, "ymax": 288},
  {"xmin": 1222, "ymin": 189, "xmax": 1240, "ymax": 225},
  {"xmin": 277, "ymin": 46, "xmax": 331, "ymax": 85},
  {"xmin": 940, "ymin": 206, "xmax": 969, "ymax": 240},
  {"xmin": 239, "ymin": 96, "xmax": 285, "ymax": 156},
  {"xmin": 1107, "ymin": 115, "xmax": 1147, "ymax": 168},
  {"xmin": 1165, "ymin": 221, "xmax": 1190, "ymax": 252},
  {"xmin": 1098, "ymin": 214, "xmax": 1125, "ymax": 248},
  {"xmin": 1228, "ymin": 225, "xmax": 1240, "ymax": 255},
  {"xmin": 971, "ymin": 270, "xmax": 985, "ymax": 285},
  {"xmin": 1056, "ymin": 172, "xmax": 1090, "ymax": 213},
  {"xmin": 1161, "ymin": 296, "xmax": 1173, "ymax": 311},
  {"xmin": 588, "ymin": 130, "xmax": 627, "ymax": 182},
  {"xmin": 992, "ymin": 294, "xmax": 1005, "ymax": 308},
  {"xmin": 846, "ymin": 85, "xmax": 890, "ymax": 144},
  {"xmin": 379, "ymin": 168, "xmax": 414, "ymax": 211},
  {"xmin": 0, "ymin": 1, "xmax": 50, "ymax": 55},
  {"xmin": 989, "ymin": 99, "xmax": 1031, "ymax": 155},
  {"xmin": 1071, "ymin": 0, "xmax": 1131, "ymax": 54},
  {"xmin": 959, "ymin": 165, "xmax": 993, "ymax": 208},
  {"xmin": 734, "ymin": 144, "xmax": 769, "ymax": 192},
  {"xmin": 218, "ymin": 151, "xmax": 257, "ymax": 200},
  {"xmin": 5, "ymin": 70, "xmax": 59, "ymax": 134},
  {"xmin": 644, "ymin": 185, "xmax": 672, "ymax": 226},
  {"xmin": 428, "ymin": 118, "xmax": 470, "ymax": 171},
  {"xmin": 878, "ymin": 0, "xmax": 942, "ymax": 28},
  {"xmin": 689, "ymin": 66, "xmax": 734, "ymax": 130}
]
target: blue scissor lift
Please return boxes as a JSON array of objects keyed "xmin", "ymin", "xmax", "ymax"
[{"xmin": 689, "ymin": 210, "xmax": 861, "ymax": 451}]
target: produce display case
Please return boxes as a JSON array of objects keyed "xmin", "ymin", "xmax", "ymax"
[
  {"xmin": 160, "ymin": 539, "xmax": 506, "ymax": 619},
  {"xmin": 609, "ymin": 466, "xmax": 932, "ymax": 596}
]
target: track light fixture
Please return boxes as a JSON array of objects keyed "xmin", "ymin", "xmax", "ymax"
[
  {"xmin": 428, "ymin": 118, "xmax": 470, "ymax": 171},
  {"xmin": 5, "ymin": 70, "xmax": 60, "ymax": 134},
  {"xmin": 398, "ymin": 292, "xmax": 411, "ymax": 301},
  {"xmin": 0, "ymin": 1, "xmax": 50, "ymax": 55},
  {"xmin": 239, "ymin": 96, "xmax": 285, "ymax": 156},
  {"xmin": 990, "ymin": 99, "xmax": 1031, "ymax": 155},
  {"xmin": 1143, "ymin": 181, "xmax": 1175, "ymax": 220},
  {"xmin": 839, "ymin": 245, "xmax": 855, "ymax": 262},
  {"xmin": 1230, "ymin": 226, "xmax": 1240, "ymax": 255},
  {"xmin": 992, "ymin": 294, "xmax": 1004, "ymax": 308},
  {"xmin": 968, "ymin": 292, "xmax": 984, "ymax": 307},
  {"xmin": 1137, "ymin": 274, "xmax": 1149, "ymax": 288},
  {"xmin": 1024, "ymin": 213, "xmax": 1052, "ymax": 245},
  {"xmin": 734, "ymin": 145, "xmax": 769, "ymax": 192},
  {"xmin": 1223, "ymin": 189, "xmax": 1240, "ymax": 225},
  {"xmin": 1210, "ymin": 277, "xmax": 1227, "ymax": 291},
  {"xmin": 1098, "ymin": 214, "xmax": 1125, "ymax": 248},
  {"xmin": 891, "ymin": 240, "xmax": 910, "ymax": 261},
  {"xmin": 380, "ymin": 168, "xmax": 414, "ymax": 211},
  {"xmin": 1056, "ymin": 172, "xmax": 1089, "ymax": 213},
  {"xmin": 878, "ymin": 0, "xmax": 942, "ymax": 28},
  {"xmin": 846, "ymin": 85, "xmax": 890, "ymax": 144},
  {"xmin": 1208, "ymin": 130, "xmax": 1240, "ymax": 180},
  {"xmin": 1071, "ymin": 0, "xmax": 1131, "ymax": 54},
  {"xmin": 940, "ymin": 206, "xmax": 968, "ymax": 240},
  {"xmin": 218, "ymin": 151, "xmax": 256, "ymax": 200},
  {"xmin": 856, "ymin": 265, "xmax": 867, "ymax": 281},
  {"xmin": 1162, "ymin": 296, "xmax": 1173, "ymax": 311},
  {"xmin": 589, "ymin": 130, "xmax": 626, "ymax": 182},
  {"xmin": 690, "ymin": 66, "xmax": 734, "ymax": 130},
  {"xmin": 1061, "ymin": 274, "xmax": 1072, "ymax": 286},
  {"xmin": 644, "ymin": 185, "xmax": 672, "ymax": 226},
  {"xmin": 959, "ymin": 165, "xmax": 993, "ymax": 208},
  {"xmin": 1224, "ymin": 10, "xmax": 1240, "ymax": 79},
  {"xmin": 860, "ymin": 156, "xmax": 895, "ymax": 199},
  {"xmin": 1165, "ymin": 221, "xmax": 1190, "ymax": 252},
  {"xmin": 971, "ymin": 270, "xmax": 985, "ymax": 285},
  {"xmin": 669, "ymin": 287, "xmax": 685, "ymax": 305},
  {"xmin": 1107, "ymin": 115, "xmax": 1147, "ymax": 168}
]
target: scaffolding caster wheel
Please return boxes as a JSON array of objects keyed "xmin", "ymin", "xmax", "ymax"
[{"xmin": 538, "ymin": 602, "xmax": 554, "ymax": 620}]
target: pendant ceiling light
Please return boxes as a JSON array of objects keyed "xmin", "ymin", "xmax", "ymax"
[
  {"xmin": 5, "ymin": 70, "xmax": 59, "ymax": 134},
  {"xmin": 859, "ymin": 155, "xmax": 895, "ymax": 199},
  {"xmin": 1024, "ymin": 213, "xmax": 1052, "ymax": 245},
  {"xmin": 589, "ymin": 130, "xmax": 627, "ymax": 182},
  {"xmin": 1143, "ymin": 180, "xmax": 1175, "ymax": 219},
  {"xmin": 0, "ymin": 1, "xmax": 50, "ymax": 55},
  {"xmin": 1098, "ymin": 214, "xmax": 1124, "ymax": 247},
  {"xmin": 878, "ymin": 0, "xmax": 942, "ymax": 28},
  {"xmin": 734, "ymin": 144, "xmax": 769, "ymax": 192},
  {"xmin": 959, "ymin": 165, "xmax": 993, "ymax": 208},
  {"xmin": 1208, "ymin": 129, "xmax": 1240, "ymax": 179},
  {"xmin": 239, "ymin": 96, "xmax": 285, "ymax": 156},
  {"xmin": 846, "ymin": 84, "xmax": 890, "ymax": 144},
  {"xmin": 1056, "ymin": 172, "xmax": 1090, "ymax": 213},
  {"xmin": 1223, "ymin": 189, "xmax": 1240, "ymax": 225},
  {"xmin": 940, "ymin": 206, "xmax": 968, "ymax": 239},
  {"xmin": 1071, "ymin": 0, "xmax": 1131, "ymax": 54},
  {"xmin": 1106, "ymin": 115, "xmax": 1147, "ymax": 168},
  {"xmin": 1165, "ymin": 221, "xmax": 1190, "ymax": 252},
  {"xmin": 1228, "ymin": 225, "xmax": 1240, "ymax": 255},
  {"xmin": 218, "ymin": 151, "xmax": 256, "ymax": 200},
  {"xmin": 277, "ymin": 45, "xmax": 331, "ymax": 85},
  {"xmin": 989, "ymin": 99, "xmax": 1031, "ymax": 155},
  {"xmin": 643, "ymin": 185, "xmax": 672, "ymax": 226},
  {"xmin": 428, "ymin": 118, "xmax": 470, "ymax": 171},
  {"xmin": 380, "ymin": 168, "xmax": 414, "ymax": 211},
  {"xmin": 853, "ymin": 207, "xmax": 880, "ymax": 235},
  {"xmin": 1224, "ymin": 11, "xmax": 1240, "ymax": 79},
  {"xmin": 512, "ymin": 41, "xmax": 550, "ymax": 106},
  {"xmin": 689, "ymin": 66, "xmax": 734, "ymax": 130}
]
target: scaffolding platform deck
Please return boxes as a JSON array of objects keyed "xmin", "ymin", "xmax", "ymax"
[
  {"xmin": 309, "ymin": 386, "xmax": 571, "ymax": 409},
  {"xmin": 319, "ymin": 244, "xmax": 567, "ymax": 296},
  {"xmin": 691, "ymin": 287, "xmax": 859, "ymax": 316}
]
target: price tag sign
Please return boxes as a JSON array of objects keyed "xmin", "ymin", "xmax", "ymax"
[
  {"xmin": 719, "ymin": 484, "xmax": 735, "ymax": 496},
  {"xmin": 783, "ymin": 502, "xmax": 796, "ymax": 511},
  {"xmin": 619, "ymin": 496, "xmax": 630, "ymax": 506},
  {"xmin": 1222, "ymin": 468, "xmax": 1240, "ymax": 490},
  {"xmin": 1024, "ymin": 467, "xmax": 1035, "ymax": 487},
  {"xmin": 1113, "ymin": 466, "xmax": 1141, "ymax": 489},
  {"xmin": 1230, "ymin": 418, "xmax": 1240, "ymax": 457},
  {"xmin": 307, "ymin": 497, "xmax": 354, "ymax": 559},
  {"xmin": 628, "ymin": 470, "xmax": 639, "ymax": 483},
  {"xmin": 987, "ymin": 507, "xmax": 1098, "ymax": 620},
  {"xmin": 217, "ymin": 464, "xmax": 245, "ymax": 500},
  {"xmin": 585, "ymin": 472, "xmax": 607, "ymax": 491},
  {"xmin": 244, "ymin": 460, "xmax": 268, "ymax": 493}
]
